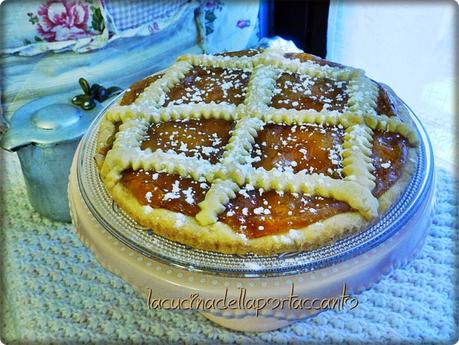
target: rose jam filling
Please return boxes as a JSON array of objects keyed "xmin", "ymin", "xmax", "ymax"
[
  {"xmin": 252, "ymin": 123, "xmax": 344, "ymax": 177},
  {"xmin": 120, "ymin": 74, "xmax": 164, "ymax": 106},
  {"xmin": 164, "ymin": 66, "xmax": 251, "ymax": 106},
  {"xmin": 120, "ymin": 170, "xmax": 210, "ymax": 217},
  {"xmin": 270, "ymin": 72, "xmax": 349, "ymax": 112},
  {"xmin": 376, "ymin": 85, "xmax": 396, "ymax": 117},
  {"xmin": 219, "ymin": 188, "xmax": 351, "ymax": 239},
  {"xmin": 141, "ymin": 118, "xmax": 235, "ymax": 164},
  {"xmin": 372, "ymin": 130, "xmax": 409, "ymax": 197}
]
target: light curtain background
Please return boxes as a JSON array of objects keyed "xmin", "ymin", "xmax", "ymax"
[{"xmin": 327, "ymin": 0, "xmax": 456, "ymax": 174}]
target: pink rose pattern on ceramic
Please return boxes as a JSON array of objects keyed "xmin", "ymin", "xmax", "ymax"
[{"xmin": 28, "ymin": 0, "xmax": 105, "ymax": 43}]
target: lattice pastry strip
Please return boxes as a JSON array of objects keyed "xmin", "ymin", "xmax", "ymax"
[
  {"xmin": 364, "ymin": 114, "xmax": 419, "ymax": 145},
  {"xmin": 346, "ymin": 73, "xmax": 379, "ymax": 116},
  {"xmin": 257, "ymin": 48, "xmax": 360, "ymax": 81},
  {"xmin": 196, "ymin": 179, "xmax": 240, "ymax": 225},
  {"xmin": 177, "ymin": 53, "xmax": 256, "ymax": 70},
  {"xmin": 222, "ymin": 117, "xmax": 265, "ymax": 167},
  {"xmin": 136, "ymin": 60, "xmax": 194, "ymax": 107},
  {"xmin": 242, "ymin": 105, "xmax": 419, "ymax": 146},
  {"xmin": 341, "ymin": 124, "xmax": 376, "ymax": 189},
  {"xmin": 245, "ymin": 169, "xmax": 378, "ymax": 219},
  {"xmin": 243, "ymin": 65, "xmax": 282, "ymax": 112},
  {"xmin": 106, "ymin": 60, "xmax": 194, "ymax": 121}
]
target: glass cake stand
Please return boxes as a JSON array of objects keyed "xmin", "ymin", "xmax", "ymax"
[{"xmin": 68, "ymin": 99, "xmax": 434, "ymax": 331}]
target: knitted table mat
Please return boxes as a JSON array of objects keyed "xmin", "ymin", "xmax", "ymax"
[{"xmin": 1, "ymin": 150, "xmax": 457, "ymax": 344}]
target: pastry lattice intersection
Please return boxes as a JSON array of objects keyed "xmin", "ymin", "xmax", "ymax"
[{"xmin": 96, "ymin": 48, "xmax": 418, "ymax": 254}]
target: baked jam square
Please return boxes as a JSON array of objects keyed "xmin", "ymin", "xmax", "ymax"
[
  {"xmin": 164, "ymin": 66, "xmax": 251, "ymax": 106},
  {"xmin": 270, "ymin": 72, "xmax": 349, "ymax": 112}
]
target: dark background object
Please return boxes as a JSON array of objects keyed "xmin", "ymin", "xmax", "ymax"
[{"xmin": 262, "ymin": 0, "xmax": 330, "ymax": 58}]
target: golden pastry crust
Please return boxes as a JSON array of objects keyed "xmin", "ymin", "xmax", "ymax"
[
  {"xmin": 94, "ymin": 49, "xmax": 419, "ymax": 255},
  {"xmin": 109, "ymin": 182, "xmax": 367, "ymax": 255}
]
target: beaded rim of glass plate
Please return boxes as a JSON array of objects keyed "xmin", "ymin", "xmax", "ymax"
[{"xmin": 76, "ymin": 95, "xmax": 434, "ymax": 278}]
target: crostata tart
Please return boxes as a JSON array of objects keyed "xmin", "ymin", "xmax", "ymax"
[{"xmin": 95, "ymin": 49, "xmax": 418, "ymax": 255}]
